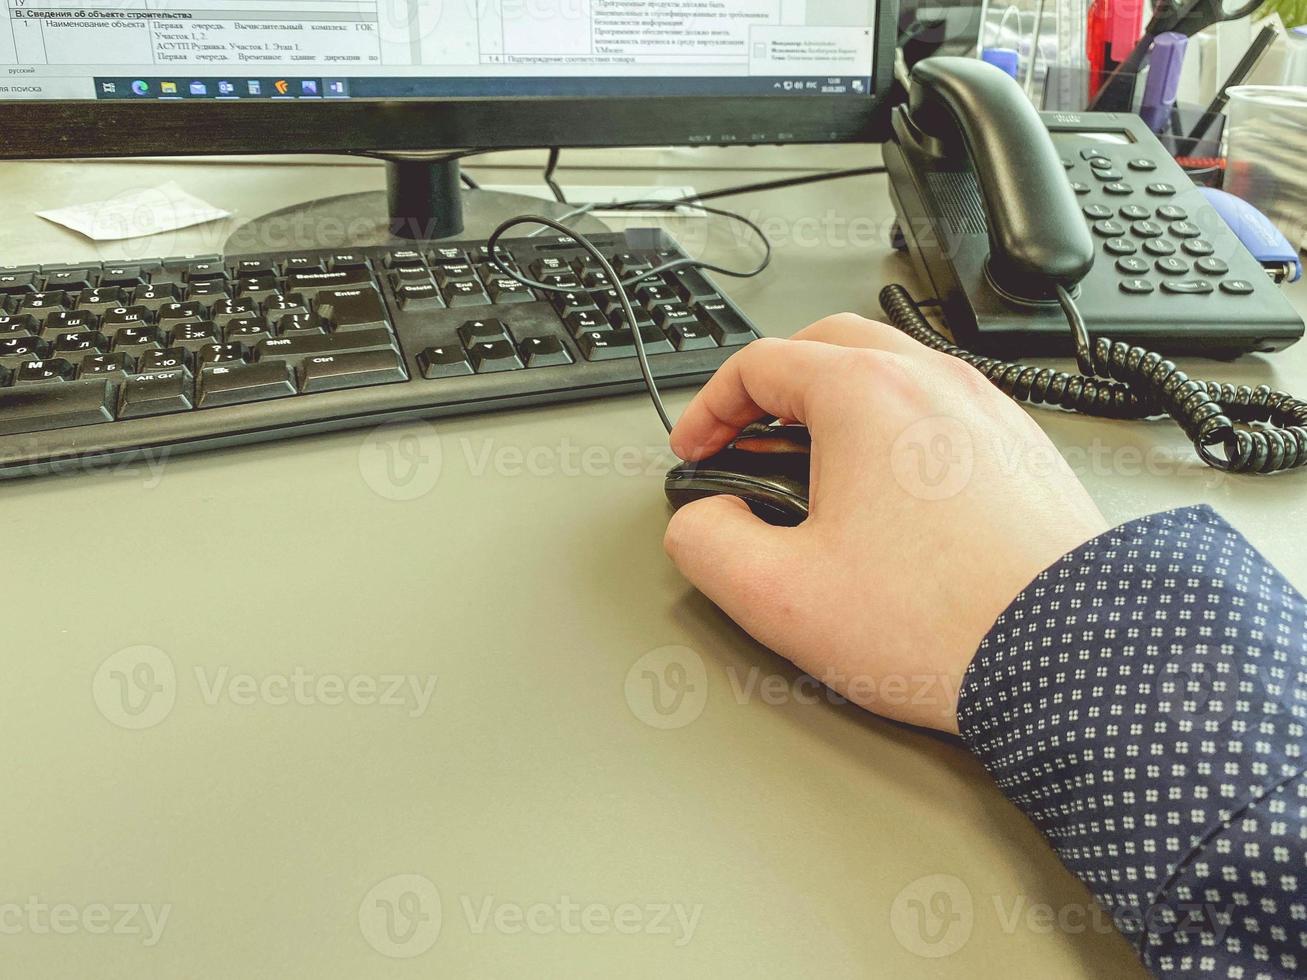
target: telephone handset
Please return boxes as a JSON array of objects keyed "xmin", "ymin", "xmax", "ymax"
[{"xmin": 880, "ymin": 57, "xmax": 1307, "ymax": 474}]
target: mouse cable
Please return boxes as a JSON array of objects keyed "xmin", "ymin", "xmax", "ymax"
[
  {"xmin": 488, "ymin": 214, "xmax": 678, "ymax": 433},
  {"xmin": 542, "ymin": 148, "xmax": 568, "ymax": 204},
  {"xmin": 879, "ymin": 283, "xmax": 1307, "ymax": 475}
]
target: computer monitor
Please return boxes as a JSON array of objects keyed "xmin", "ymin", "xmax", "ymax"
[{"xmin": 0, "ymin": 0, "xmax": 896, "ymax": 241}]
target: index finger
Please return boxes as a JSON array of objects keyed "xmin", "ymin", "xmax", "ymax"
[{"xmin": 670, "ymin": 337, "xmax": 855, "ymax": 460}]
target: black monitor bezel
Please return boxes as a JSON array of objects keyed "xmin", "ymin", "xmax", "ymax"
[{"xmin": 0, "ymin": 3, "xmax": 898, "ymax": 158}]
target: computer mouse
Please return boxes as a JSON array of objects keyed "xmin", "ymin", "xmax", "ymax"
[{"xmin": 664, "ymin": 423, "xmax": 811, "ymax": 527}]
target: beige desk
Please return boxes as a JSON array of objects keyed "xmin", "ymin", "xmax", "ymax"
[{"xmin": 3, "ymin": 147, "xmax": 1304, "ymax": 979}]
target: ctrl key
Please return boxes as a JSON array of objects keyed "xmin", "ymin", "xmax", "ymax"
[
  {"xmin": 119, "ymin": 370, "xmax": 194, "ymax": 420},
  {"xmin": 0, "ymin": 378, "xmax": 115, "ymax": 435}
]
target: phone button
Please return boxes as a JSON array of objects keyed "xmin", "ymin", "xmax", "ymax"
[
  {"xmin": 1161, "ymin": 279, "xmax": 1214, "ymax": 294},
  {"xmin": 1083, "ymin": 204, "xmax": 1113, "ymax": 219},
  {"xmin": 1130, "ymin": 220, "xmax": 1164, "ymax": 238},
  {"xmin": 1196, "ymin": 257, "xmax": 1229, "ymax": 276},
  {"xmin": 1103, "ymin": 182, "xmax": 1133, "ymax": 195},
  {"xmin": 1070, "ymin": 182, "xmax": 1091, "ymax": 195},
  {"xmin": 1092, "ymin": 219, "xmax": 1127, "ymax": 236},
  {"xmin": 1105, "ymin": 238, "xmax": 1138, "ymax": 255},
  {"xmin": 1156, "ymin": 257, "xmax": 1191, "ymax": 275},
  {"xmin": 1156, "ymin": 205, "xmax": 1188, "ymax": 220},
  {"xmin": 1116, "ymin": 257, "xmax": 1150, "ymax": 274},
  {"xmin": 1119, "ymin": 278, "xmax": 1155, "ymax": 294},
  {"xmin": 1119, "ymin": 204, "xmax": 1151, "ymax": 220},
  {"xmin": 1093, "ymin": 169, "xmax": 1124, "ymax": 181},
  {"xmin": 1088, "ymin": 156, "xmax": 1114, "ymax": 170},
  {"xmin": 1143, "ymin": 239, "xmax": 1177, "ymax": 256},
  {"xmin": 1220, "ymin": 279, "xmax": 1255, "ymax": 295},
  {"xmin": 1168, "ymin": 221, "xmax": 1202, "ymax": 238},
  {"xmin": 1145, "ymin": 182, "xmax": 1177, "ymax": 196},
  {"xmin": 1181, "ymin": 239, "xmax": 1215, "ymax": 256},
  {"xmin": 1080, "ymin": 148, "xmax": 1108, "ymax": 160},
  {"xmin": 1127, "ymin": 158, "xmax": 1159, "ymax": 171}
]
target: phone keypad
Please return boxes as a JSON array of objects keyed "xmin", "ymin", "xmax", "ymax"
[{"xmin": 1063, "ymin": 146, "xmax": 1249, "ymax": 301}]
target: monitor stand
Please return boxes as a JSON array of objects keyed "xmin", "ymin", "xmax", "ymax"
[{"xmin": 224, "ymin": 153, "xmax": 609, "ymax": 254}]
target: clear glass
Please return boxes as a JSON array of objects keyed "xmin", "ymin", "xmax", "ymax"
[{"xmin": 1223, "ymin": 85, "xmax": 1307, "ymax": 248}]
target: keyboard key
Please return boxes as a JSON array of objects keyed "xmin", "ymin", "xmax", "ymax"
[
  {"xmin": 186, "ymin": 280, "xmax": 228, "ymax": 300},
  {"xmin": 19, "ymin": 291, "xmax": 70, "ymax": 314},
  {"xmin": 606, "ymin": 305, "xmax": 656, "ymax": 330},
  {"xmin": 316, "ymin": 287, "xmax": 389, "ymax": 332},
  {"xmin": 669, "ymin": 268, "xmax": 720, "ymax": 302},
  {"xmin": 54, "ymin": 331, "xmax": 109, "ymax": 356},
  {"xmin": 565, "ymin": 309, "xmax": 608, "ymax": 336},
  {"xmin": 196, "ymin": 361, "xmax": 297, "ymax": 408},
  {"xmin": 442, "ymin": 280, "xmax": 490, "ymax": 307},
  {"xmin": 428, "ymin": 246, "xmax": 466, "ymax": 265},
  {"xmin": 396, "ymin": 282, "xmax": 446, "ymax": 311},
  {"xmin": 485, "ymin": 277, "xmax": 534, "ymax": 303},
  {"xmin": 279, "ymin": 254, "xmax": 325, "ymax": 276},
  {"xmin": 298, "ymin": 350, "xmax": 407, "ymax": 393},
  {"xmin": 131, "ymin": 284, "xmax": 182, "ymax": 310},
  {"xmin": 287, "ymin": 268, "xmax": 373, "ymax": 296},
  {"xmin": 44, "ymin": 309, "xmax": 99, "ymax": 335},
  {"xmin": 459, "ymin": 318, "xmax": 509, "ymax": 346},
  {"xmin": 433, "ymin": 262, "xmax": 477, "ymax": 286},
  {"xmin": 329, "ymin": 251, "xmax": 369, "ymax": 271},
  {"xmin": 169, "ymin": 322, "xmax": 220, "ymax": 351},
  {"xmin": 140, "ymin": 347, "xmax": 192, "ymax": 373},
  {"xmin": 235, "ymin": 275, "xmax": 281, "ymax": 300},
  {"xmin": 43, "ymin": 268, "xmax": 94, "ymax": 292},
  {"xmin": 519, "ymin": 335, "xmax": 573, "ymax": 368},
  {"xmin": 166, "ymin": 257, "xmax": 225, "ymax": 281},
  {"xmin": 551, "ymin": 291, "xmax": 597, "ymax": 317},
  {"xmin": 229, "ymin": 259, "xmax": 276, "ymax": 278},
  {"xmin": 14, "ymin": 358, "xmax": 77, "ymax": 384},
  {"xmin": 0, "ymin": 314, "xmax": 37, "ymax": 337},
  {"xmin": 102, "ymin": 306, "xmax": 153, "ymax": 331},
  {"xmin": 99, "ymin": 265, "xmax": 147, "ymax": 288},
  {"xmin": 76, "ymin": 287, "xmax": 129, "ymax": 314},
  {"xmin": 418, "ymin": 345, "xmax": 473, "ymax": 379},
  {"xmin": 198, "ymin": 343, "xmax": 246, "ymax": 368},
  {"xmin": 467, "ymin": 340, "xmax": 524, "ymax": 373},
  {"xmin": 157, "ymin": 301, "xmax": 208, "ymax": 325},
  {"xmin": 0, "ymin": 336, "xmax": 46, "ymax": 363},
  {"xmin": 0, "ymin": 272, "xmax": 36, "ymax": 296},
  {"xmin": 694, "ymin": 300, "xmax": 754, "ymax": 346},
  {"xmin": 225, "ymin": 318, "xmax": 274, "ymax": 344},
  {"xmin": 613, "ymin": 253, "xmax": 653, "ymax": 277},
  {"xmin": 0, "ymin": 378, "xmax": 114, "ymax": 434},
  {"xmin": 118, "ymin": 369, "xmax": 194, "ymax": 419},
  {"xmin": 275, "ymin": 312, "xmax": 327, "ymax": 335},
  {"xmin": 212, "ymin": 298, "xmax": 259, "ymax": 326},
  {"xmin": 636, "ymin": 284, "xmax": 679, "ymax": 307},
  {"xmin": 81, "ymin": 352, "xmax": 134, "ymax": 379},
  {"xmin": 653, "ymin": 303, "xmax": 699, "ymax": 329},
  {"xmin": 384, "ymin": 249, "xmax": 425, "ymax": 268},
  {"xmin": 389, "ymin": 263, "xmax": 432, "ymax": 284},
  {"xmin": 576, "ymin": 326, "xmax": 673, "ymax": 361},
  {"xmin": 666, "ymin": 322, "xmax": 719, "ymax": 351},
  {"xmin": 256, "ymin": 327, "xmax": 397, "ymax": 363}
]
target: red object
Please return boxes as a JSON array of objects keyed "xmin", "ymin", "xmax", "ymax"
[{"xmin": 1087, "ymin": 0, "xmax": 1115, "ymax": 97}]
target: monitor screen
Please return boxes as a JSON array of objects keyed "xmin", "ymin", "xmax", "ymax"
[{"xmin": 0, "ymin": 1, "xmax": 879, "ymax": 102}]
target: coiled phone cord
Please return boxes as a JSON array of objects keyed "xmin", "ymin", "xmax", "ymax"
[{"xmin": 879, "ymin": 284, "xmax": 1307, "ymax": 475}]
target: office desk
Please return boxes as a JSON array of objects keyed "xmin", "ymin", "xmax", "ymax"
[{"xmin": 4, "ymin": 149, "xmax": 1304, "ymax": 979}]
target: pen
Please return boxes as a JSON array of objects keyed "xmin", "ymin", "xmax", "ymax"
[
  {"xmin": 1139, "ymin": 31, "xmax": 1188, "ymax": 132},
  {"xmin": 1186, "ymin": 23, "xmax": 1279, "ymax": 146}
]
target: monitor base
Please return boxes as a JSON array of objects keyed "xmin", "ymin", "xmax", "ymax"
[{"xmin": 225, "ymin": 155, "xmax": 609, "ymax": 253}]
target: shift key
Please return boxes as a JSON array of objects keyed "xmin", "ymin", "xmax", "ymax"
[{"xmin": 257, "ymin": 327, "xmax": 396, "ymax": 364}]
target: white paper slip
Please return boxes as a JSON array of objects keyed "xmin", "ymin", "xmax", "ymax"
[{"xmin": 36, "ymin": 182, "xmax": 231, "ymax": 241}]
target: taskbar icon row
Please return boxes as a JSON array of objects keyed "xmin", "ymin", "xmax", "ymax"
[{"xmin": 95, "ymin": 77, "xmax": 351, "ymax": 100}]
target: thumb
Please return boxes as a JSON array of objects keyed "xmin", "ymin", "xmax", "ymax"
[{"xmin": 664, "ymin": 495, "xmax": 803, "ymax": 641}]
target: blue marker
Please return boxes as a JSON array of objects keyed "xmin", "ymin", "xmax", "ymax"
[{"xmin": 1139, "ymin": 32, "xmax": 1187, "ymax": 134}]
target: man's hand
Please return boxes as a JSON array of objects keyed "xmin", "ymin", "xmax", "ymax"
[{"xmin": 663, "ymin": 313, "xmax": 1109, "ymax": 733}]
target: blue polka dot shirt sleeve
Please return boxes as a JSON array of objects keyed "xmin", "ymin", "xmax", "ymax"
[{"xmin": 957, "ymin": 505, "xmax": 1307, "ymax": 979}]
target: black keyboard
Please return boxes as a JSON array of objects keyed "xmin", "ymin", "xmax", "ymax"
[{"xmin": 0, "ymin": 229, "xmax": 757, "ymax": 477}]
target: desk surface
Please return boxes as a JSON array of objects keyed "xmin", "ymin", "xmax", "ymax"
[{"xmin": 4, "ymin": 149, "xmax": 1304, "ymax": 979}]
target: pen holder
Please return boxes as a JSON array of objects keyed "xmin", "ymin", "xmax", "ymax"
[
  {"xmin": 1223, "ymin": 85, "xmax": 1307, "ymax": 250},
  {"xmin": 1155, "ymin": 105, "xmax": 1225, "ymax": 186}
]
